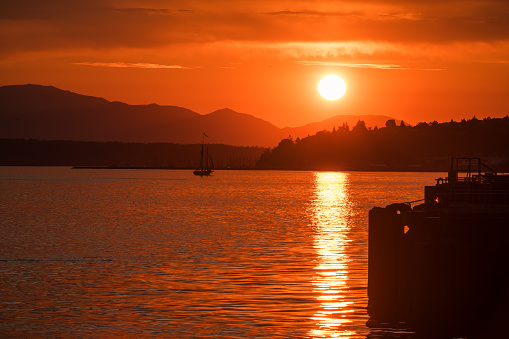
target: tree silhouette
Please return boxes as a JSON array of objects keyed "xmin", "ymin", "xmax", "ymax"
[
  {"xmin": 0, "ymin": 139, "xmax": 266, "ymax": 169},
  {"xmin": 256, "ymin": 116, "xmax": 509, "ymax": 171},
  {"xmin": 385, "ymin": 119, "xmax": 396, "ymax": 128},
  {"xmin": 352, "ymin": 120, "xmax": 368, "ymax": 133}
]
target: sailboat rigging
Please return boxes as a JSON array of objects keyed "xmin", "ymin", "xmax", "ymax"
[{"xmin": 193, "ymin": 133, "xmax": 214, "ymax": 176}]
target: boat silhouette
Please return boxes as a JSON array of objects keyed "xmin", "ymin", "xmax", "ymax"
[{"xmin": 194, "ymin": 133, "xmax": 214, "ymax": 176}]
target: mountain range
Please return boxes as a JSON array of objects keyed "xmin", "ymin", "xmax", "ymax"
[{"xmin": 0, "ymin": 84, "xmax": 398, "ymax": 147}]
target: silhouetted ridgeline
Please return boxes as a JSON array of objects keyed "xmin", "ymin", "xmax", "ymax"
[
  {"xmin": 0, "ymin": 84, "xmax": 398, "ymax": 147},
  {"xmin": 256, "ymin": 116, "xmax": 509, "ymax": 171},
  {"xmin": 0, "ymin": 139, "xmax": 265, "ymax": 169}
]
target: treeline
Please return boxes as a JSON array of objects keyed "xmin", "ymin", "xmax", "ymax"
[
  {"xmin": 0, "ymin": 139, "xmax": 266, "ymax": 169},
  {"xmin": 256, "ymin": 116, "xmax": 509, "ymax": 172}
]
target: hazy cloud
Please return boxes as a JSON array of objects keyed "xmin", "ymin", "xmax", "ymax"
[
  {"xmin": 263, "ymin": 10, "xmax": 362, "ymax": 18},
  {"xmin": 298, "ymin": 61, "xmax": 407, "ymax": 70},
  {"xmin": 297, "ymin": 60, "xmax": 444, "ymax": 71},
  {"xmin": 1, "ymin": 0, "xmax": 508, "ymax": 64},
  {"xmin": 74, "ymin": 62, "xmax": 191, "ymax": 69}
]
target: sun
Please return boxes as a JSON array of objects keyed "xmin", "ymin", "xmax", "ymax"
[{"xmin": 318, "ymin": 75, "xmax": 346, "ymax": 100}]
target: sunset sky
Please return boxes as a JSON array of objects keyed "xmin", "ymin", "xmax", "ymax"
[{"xmin": 1, "ymin": 0, "xmax": 508, "ymax": 127}]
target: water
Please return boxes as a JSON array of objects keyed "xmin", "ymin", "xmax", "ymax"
[{"xmin": 0, "ymin": 167, "xmax": 440, "ymax": 338}]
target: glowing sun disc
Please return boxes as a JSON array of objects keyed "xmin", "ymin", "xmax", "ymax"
[{"xmin": 318, "ymin": 75, "xmax": 346, "ymax": 100}]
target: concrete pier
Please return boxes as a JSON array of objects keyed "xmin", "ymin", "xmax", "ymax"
[{"xmin": 368, "ymin": 158, "xmax": 509, "ymax": 337}]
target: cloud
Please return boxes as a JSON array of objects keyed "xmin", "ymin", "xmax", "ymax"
[
  {"xmin": 1, "ymin": 0, "xmax": 509, "ymax": 64},
  {"xmin": 73, "ymin": 62, "xmax": 191, "ymax": 69},
  {"xmin": 248, "ymin": 40, "xmax": 509, "ymax": 65},
  {"xmin": 263, "ymin": 10, "xmax": 362, "ymax": 18},
  {"xmin": 297, "ymin": 60, "xmax": 444, "ymax": 71},
  {"xmin": 271, "ymin": 41, "xmax": 398, "ymax": 58},
  {"xmin": 297, "ymin": 61, "xmax": 407, "ymax": 70}
]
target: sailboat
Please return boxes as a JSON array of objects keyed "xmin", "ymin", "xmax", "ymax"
[{"xmin": 193, "ymin": 133, "xmax": 214, "ymax": 176}]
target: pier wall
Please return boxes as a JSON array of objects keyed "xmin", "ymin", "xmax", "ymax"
[{"xmin": 368, "ymin": 203, "xmax": 509, "ymax": 337}]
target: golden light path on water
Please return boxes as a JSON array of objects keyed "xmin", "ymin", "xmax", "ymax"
[{"xmin": 308, "ymin": 172, "xmax": 356, "ymax": 338}]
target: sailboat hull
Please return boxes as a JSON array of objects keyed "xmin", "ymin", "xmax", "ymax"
[{"xmin": 193, "ymin": 169, "xmax": 213, "ymax": 176}]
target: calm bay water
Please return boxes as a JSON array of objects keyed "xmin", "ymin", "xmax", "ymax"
[{"xmin": 0, "ymin": 167, "xmax": 440, "ymax": 338}]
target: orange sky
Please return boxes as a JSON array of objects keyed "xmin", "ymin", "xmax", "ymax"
[{"xmin": 1, "ymin": 0, "xmax": 509, "ymax": 127}]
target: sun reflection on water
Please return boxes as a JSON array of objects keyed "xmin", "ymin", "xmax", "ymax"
[{"xmin": 308, "ymin": 172, "xmax": 356, "ymax": 338}]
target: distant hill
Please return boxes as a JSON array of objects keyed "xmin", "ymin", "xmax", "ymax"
[
  {"xmin": 0, "ymin": 84, "xmax": 398, "ymax": 147},
  {"xmin": 162, "ymin": 108, "xmax": 283, "ymax": 146},
  {"xmin": 0, "ymin": 84, "xmax": 200, "ymax": 143}
]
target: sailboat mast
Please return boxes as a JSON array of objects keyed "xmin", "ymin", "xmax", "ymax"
[
  {"xmin": 206, "ymin": 148, "xmax": 209, "ymax": 170},
  {"xmin": 200, "ymin": 134, "xmax": 205, "ymax": 170},
  {"xmin": 194, "ymin": 133, "xmax": 211, "ymax": 176}
]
